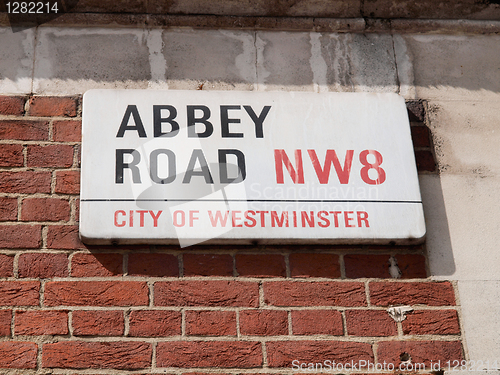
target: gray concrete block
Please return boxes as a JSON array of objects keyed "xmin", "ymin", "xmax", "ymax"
[
  {"xmin": 33, "ymin": 28, "xmax": 152, "ymax": 94},
  {"xmin": 422, "ymin": 174, "xmax": 500, "ymax": 280},
  {"xmin": 419, "ymin": 174, "xmax": 455, "ymax": 277},
  {"xmin": 459, "ymin": 280, "xmax": 500, "ymax": 363},
  {"xmin": 0, "ymin": 27, "xmax": 35, "ymax": 94},
  {"xmin": 241, "ymin": 31, "xmax": 398, "ymax": 93},
  {"xmin": 400, "ymin": 35, "xmax": 500, "ymax": 101},
  {"xmin": 317, "ymin": 33, "xmax": 398, "ymax": 92},
  {"xmin": 257, "ymin": 31, "xmax": 315, "ymax": 91},
  {"xmin": 162, "ymin": 29, "xmax": 256, "ymax": 91},
  {"xmin": 342, "ymin": 33, "xmax": 397, "ymax": 92},
  {"xmin": 422, "ymin": 100, "xmax": 500, "ymax": 282},
  {"xmin": 393, "ymin": 34, "xmax": 416, "ymax": 99},
  {"xmin": 28, "ymin": 28, "xmax": 399, "ymax": 94},
  {"xmin": 427, "ymin": 100, "xmax": 500, "ymax": 175}
]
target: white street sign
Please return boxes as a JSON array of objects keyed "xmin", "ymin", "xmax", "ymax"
[{"xmin": 80, "ymin": 90, "xmax": 425, "ymax": 246}]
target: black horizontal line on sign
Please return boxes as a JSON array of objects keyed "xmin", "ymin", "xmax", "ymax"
[{"xmin": 81, "ymin": 199, "xmax": 422, "ymax": 204}]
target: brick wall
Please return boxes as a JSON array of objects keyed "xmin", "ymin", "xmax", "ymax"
[{"xmin": 0, "ymin": 95, "xmax": 462, "ymax": 373}]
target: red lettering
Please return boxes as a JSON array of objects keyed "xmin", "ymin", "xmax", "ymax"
[
  {"xmin": 114, "ymin": 210, "xmax": 126, "ymax": 227},
  {"xmin": 173, "ymin": 210, "xmax": 185, "ymax": 227},
  {"xmin": 149, "ymin": 210, "xmax": 162, "ymax": 227},
  {"xmin": 116, "ymin": 210, "xmax": 163, "ymax": 227},
  {"xmin": 208, "ymin": 210, "xmax": 229, "ymax": 227},
  {"xmin": 256, "ymin": 211, "xmax": 268, "ymax": 227},
  {"xmin": 189, "ymin": 210, "xmax": 199, "ymax": 227},
  {"xmin": 357, "ymin": 211, "xmax": 369, "ymax": 227},
  {"xmin": 301, "ymin": 211, "xmax": 314, "ymax": 227},
  {"xmin": 231, "ymin": 211, "xmax": 242, "ymax": 227},
  {"xmin": 344, "ymin": 211, "xmax": 355, "ymax": 227},
  {"xmin": 308, "ymin": 150, "xmax": 353, "ymax": 184},
  {"xmin": 329, "ymin": 211, "xmax": 341, "ymax": 227},
  {"xmin": 360, "ymin": 150, "xmax": 386, "ymax": 185},
  {"xmin": 274, "ymin": 149, "xmax": 304, "ymax": 184},
  {"xmin": 317, "ymin": 211, "xmax": 330, "ymax": 227},
  {"xmin": 137, "ymin": 210, "xmax": 148, "ymax": 227},
  {"xmin": 271, "ymin": 211, "xmax": 288, "ymax": 227},
  {"xmin": 244, "ymin": 210, "xmax": 257, "ymax": 227}
]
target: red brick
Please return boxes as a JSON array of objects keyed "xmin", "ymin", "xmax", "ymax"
[
  {"xmin": 185, "ymin": 310, "xmax": 236, "ymax": 336},
  {"xmin": 0, "ymin": 171, "xmax": 51, "ymax": 194},
  {"xmin": 71, "ymin": 253, "xmax": 123, "ymax": 277},
  {"xmin": 264, "ymin": 281, "xmax": 366, "ymax": 307},
  {"xmin": 157, "ymin": 341, "xmax": 262, "ymax": 368},
  {"xmin": 240, "ymin": 310, "xmax": 288, "ymax": 336},
  {"xmin": 370, "ymin": 281, "xmax": 456, "ymax": 306},
  {"xmin": 55, "ymin": 170, "xmax": 80, "ymax": 194},
  {"xmin": 44, "ymin": 281, "xmax": 148, "ymax": 306},
  {"xmin": 291, "ymin": 310, "xmax": 343, "ymax": 335},
  {"xmin": 42, "ymin": 341, "xmax": 151, "ymax": 369},
  {"xmin": 155, "ymin": 280, "xmax": 259, "ymax": 307},
  {"xmin": 0, "ymin": 96, "xmax": 25, "ymax": 115},
  {"xmin": 21, "ymin": 198, "xmax": 70, "ymax": 222},
  {"xmin": 0, "ymin": 197, "xmax": 17, "ymax": 221},
  {"xmin": 14, "ymin": 310, "xmax": 68, "ymax": 335},
  {"xmin": 47, "ymin": 225, "xmax": 85, "ymax": 249},
  {"xmin": 0, "ymin": 281, "xmax": 39, "ymax": 306},
  {"xmin": 0, "ymin": 225, "xmax": 42, "ymax": 249},
  {"xmin": 53, "ymin": 120, "xmax": 82, "ymax": 142},
  {"xmin": 18, "ymin": 253, "xmax": 68, "ymax": 278},
  {"xmin": 377, "ymin": 341, "xmax": 463, "ymax": 367},
  {"xmin": 290, "ymin": 253, "xmax": 340, "ymax": 278},
  {"xmin": 0, "ymin": 144, "xmax": 23, "ymax": 167},
  {"xmin": 72, "ymin": 310, "xmax": 124, "ymax": 336},
  {"xmin": 0, "ymin": 120, "xmax": 49, "ymax": 140},
  {"xmin": 266, "ymin": 341, "xmax": 373, "ymax": 367},
  {"xmin": 129, "ymin": 310, "xmax": 181, "ymax": 337},
  {"xmin": 395, "ymin": 254, "xmax": 427, "ymax": 278},
  {"xmin": 411, "ymin": 126, "xmax": 431, "ymax": 147},
  {"xmin": 128, "ymin": 253, "xmax": 178, "ymax": 277},
  {"xmin": 0, "ymin": 254, "xmax": 14, "ymax": 277},
  {"xmin": 183, "ymin": 253, "xmax": 233, "ymax": 276},
  {"xmin": 415, "ymin": 150, "xmax": 436, "ymax": 172},
  {"xmin": 344, "ymin": 254, "xmax": 392, "ymax": 278},
  {"xmin": 403, "ymin": 310, "xmax": 460, "ymax": 335},
  {"xmin": 0, "ymin": 310, "xmax": 12, "ymax": 336},
  {"xmin": 345, "ymin": 310, "xmax": 397, "ymax": 337},
  {"xmin": 0, "ymin": 342, "xmax": 37, "ymax": 368},
  {"xmin": 27, "ymin": 144, "xmax": 74, "ymax": 168},
  {"xmin": 28, "ymin": 96, "xmax": 78, "ymax": 117},
  {"xmin": 236, "ymin": 254, "xmax": 286, "ymax": 277}
]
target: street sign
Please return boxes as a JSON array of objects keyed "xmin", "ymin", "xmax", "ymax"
[{"xmin": 80, "ymin": 90, "xmax": 425, "ymax": 246}]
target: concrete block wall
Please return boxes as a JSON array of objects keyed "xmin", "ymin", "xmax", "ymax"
[
  {"xmin": 1, "ymin": 27, "xmax": 404, "ymax": 94},
  {"xmin": 1, "ymin": 23, "xmax": 499, "ymax": 373}
]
